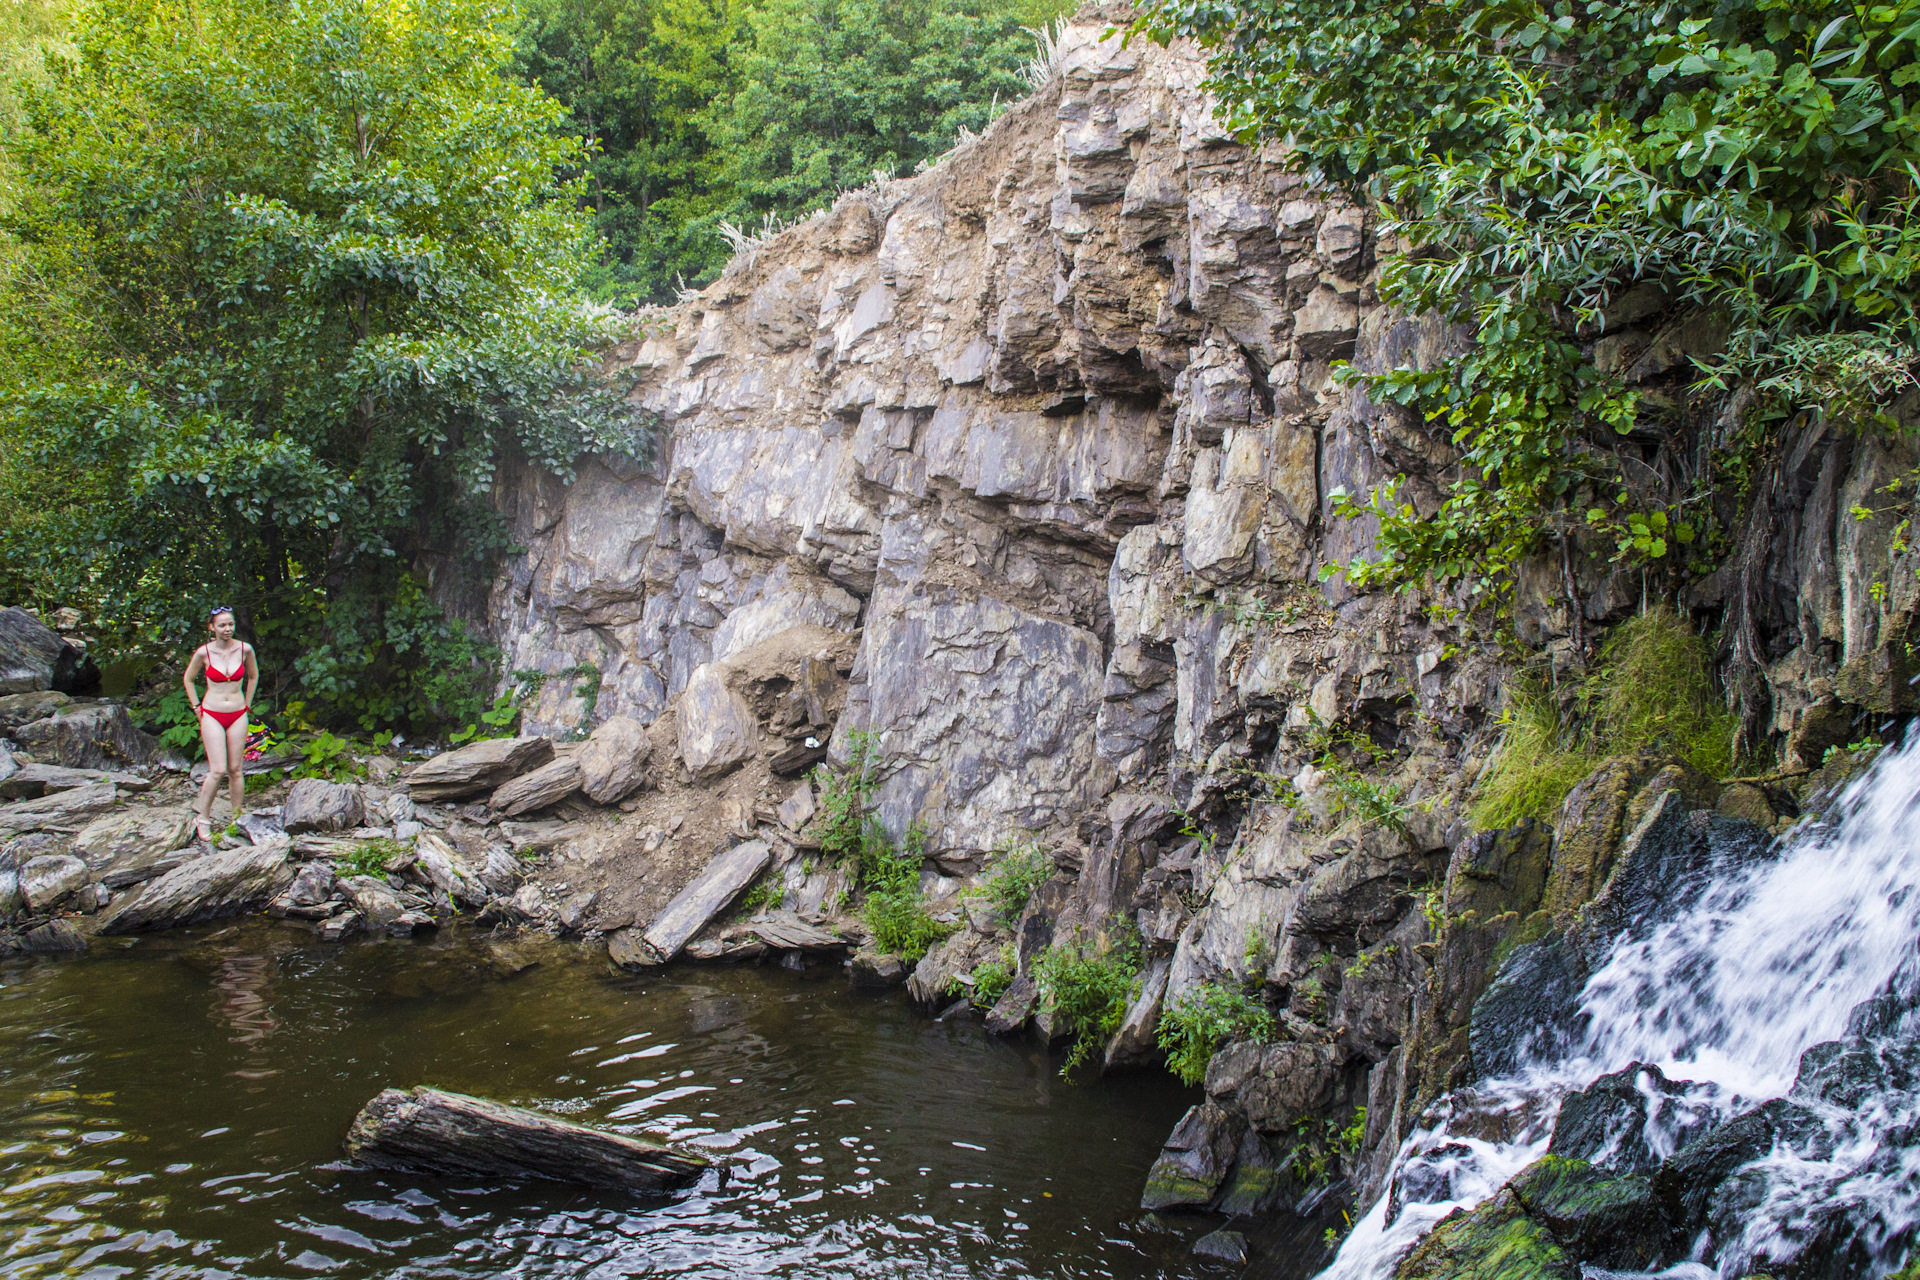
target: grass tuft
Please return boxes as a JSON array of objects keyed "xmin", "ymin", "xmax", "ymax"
[{"xmin": 1472, "ymin": 606, "xmax": 1740, "ymax": 829}]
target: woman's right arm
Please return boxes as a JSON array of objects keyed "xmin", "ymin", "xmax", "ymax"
[{"xmin": 182, "ymin": 646, "xmax": 205, "ymax": 713}]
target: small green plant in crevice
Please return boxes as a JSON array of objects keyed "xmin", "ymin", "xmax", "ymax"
[
  {"xmin": 1345, "ymin": 944, "xmax": 1397, "ymax": 981},
  {"xmin": 1156, "ymin": 982, "xmax": 1276, "ymax": 1087},
  {"xmin": 977, "ymin": 838, "xmax": 1051, "ymax": 928},
  {"xmin": 338, "ymin": 838, "xmax": 403, "ymax": 882},
  {"xmin": 1302, "ymin": 712, "xmax": 1407, "ymax": 835},
  {"xmin": 1472, "ymin": 606, "xmax": 1741, "ymax": 829},
  {"xmin": 1292, "ymin": 1106, "xmax": 1368, "ymax": 1188},
  {"xmin": 1031, "ymin": 922, "xmax": 1144, "ymax": 1077},
  {"xmin": 736, "ymin": 874, "xmax": 786, "ymax": 918},
  {"xmin": 953, "ymin": 945, "xmax": 1016, "ymax": 1010},
  {"xmin": 809, "ymin": 730, "xmax": 879, "ymax": 867}
]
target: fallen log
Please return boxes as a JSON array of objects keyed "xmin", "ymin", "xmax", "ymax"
[{"xmin": 343, "ymin": 1086, "xmax": 708, "ymax": 1192}]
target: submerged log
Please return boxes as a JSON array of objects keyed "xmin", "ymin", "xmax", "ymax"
[{"xmin": 343, "ymin": 1086, "xmax": 707, "ymax": 1191}]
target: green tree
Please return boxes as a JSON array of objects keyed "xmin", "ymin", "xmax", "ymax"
[
  {"xmin": 521, "ymin": 0, "xmax": 1074, "ymax": 303},
  {"xmin": 1134, "ymin": 0, "xmax": 1920, "ymax": 599},
  {"xmin": 0, "ymin": 0, "xmax": 648, "ymax": 729}
]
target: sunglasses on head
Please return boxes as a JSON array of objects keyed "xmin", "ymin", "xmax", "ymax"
[{"xmin": 208, "ymin": 605, "xmax": 234, "ymax": 620}]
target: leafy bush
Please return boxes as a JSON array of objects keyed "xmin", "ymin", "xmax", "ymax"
[
  {"xmin": 810, "ymin": 731, "xmax": 878, "ymax": 865},
  {"xmin": 978, "ymin": 839, "xmax": 1051, "ymax": 927},
  {"xmin": 1135, "ymin": 0, "xmax": 1920, "ymax": 604},
  {"xmin": 858, "ymin": 823, "xmax": 955, "ymax": 961},
  {"xmin": 1473, "ymin": 607, "xmax": 1739, "ymax": 828},
  {"xmin": 141, "ymin": 687, "xmax": 205, "ymax": 761},
  {"xmin": 1156, "ymin": 982, "xmax": 1276, "ymax": 1087},
  {"xmin": 1293, "ymin": 1106, "xmax": 1368, "ymax": 1187},
  {"xmin": 956, "ymin": 945, "xmax": 1016, "ymax": 1009},
  {"xmin": 291, "ymin": 731, "xmax": 362, "ymax": 783},
  {"xmin": 1032, "ymin": 923, "xmax": 1143, "ymax": 1075}
]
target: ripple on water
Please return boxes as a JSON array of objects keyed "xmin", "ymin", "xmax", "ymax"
[{"xmin": 0, "ymin": 922, "xmax": 1287, "ymax": 1280}]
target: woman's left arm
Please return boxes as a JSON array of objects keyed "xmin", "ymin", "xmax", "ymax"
[{"xmin": 243, "ymin": 643, "xmax": 260, "ymax": 707}]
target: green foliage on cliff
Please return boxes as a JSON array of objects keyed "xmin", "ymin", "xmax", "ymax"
[
  {"xmin": 518, "ymin": 0, "xmax": 1074, "ymax": 303},
  {"xmin": 1136, "ymin": 0, "xmax": 1920, "ymax": 597},
  {"xmin": 0, "ymin": 0, "xmax": 648, "ymax": 729},
  {"xmin": 1156, "ymin": 982, "xmax": 1275, "ymax": 1087},
  {"xmin": 1473, "ymin": 607, "xmax": 1738, "ymax": 827},
  {"xmin": 1032, "ymin": 923, "xmax": 1143, "ymax": 1075}
]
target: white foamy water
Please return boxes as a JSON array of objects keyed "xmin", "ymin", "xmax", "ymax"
[{"xmin": 1322, "ymin": 736, "xmax": 1920, "ymax": 1279}]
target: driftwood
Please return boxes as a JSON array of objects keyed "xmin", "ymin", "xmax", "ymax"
[{"xmin": 344, "ymin": 1086, "xmax": 707, "ymax": 1192}]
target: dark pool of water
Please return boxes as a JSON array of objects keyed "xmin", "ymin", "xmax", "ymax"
[{"xmin": 0, "ymin": 922, "xmax": 1328, "ymax": 1278}]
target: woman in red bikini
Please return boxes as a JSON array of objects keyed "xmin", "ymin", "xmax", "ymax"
[{"xmin": 183, "ymin": 605, "xmax": 258, "ymax": 842}]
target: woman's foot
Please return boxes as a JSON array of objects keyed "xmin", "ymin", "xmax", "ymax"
[{"xmin": 193, "ymin": 813, "xmax": 213, "ymax": 844}]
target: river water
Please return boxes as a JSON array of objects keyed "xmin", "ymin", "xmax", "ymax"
[{"xmin": 0, "ymin": 924, "xmax": 1244, "ymax": 1279}]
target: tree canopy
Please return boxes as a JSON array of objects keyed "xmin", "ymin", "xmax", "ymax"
[
  {"xmin": 1135, "ymin": 0, "xmax": 1920, "ymax": 597},
  {"xmin": 518, "ymin": 0, "xmax": 1072, "ymax": 303},
  {"xmin": 0, "ymin": 0, "xmax": 648, "ymax": 727}
]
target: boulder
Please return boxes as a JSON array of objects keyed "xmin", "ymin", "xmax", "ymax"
[
  {"xmin": 20, "ymin": 853, "xmax": 89, "ymax": 910},
  {"xmin": 1191, "ymin": 1229, "xmax": 1248, "ymax": 1264},
  {"xmin": 414, "ymin": 835, "xmax": 489, "ymax": 909},
  {"xmin": 639, "ymin": 839, "xmax": 772, "ymax": 962},
  {"xmin": 73, "ymin": 807, "xmax": 192, "ymax": 872},
  {"xmin": 0, "ymin": 866, "xmax": 19, "ymax": 916},
  {"xmin": 344, "ymin": 1085, "xmax": 707, "ymax": 1191},
  {"xmin": 555, "ymin": 888, "xmax": 599, "ymax": 933},
  {"xmin": 404, "ymin": 736, "xmax": 554, "ymax": 802},
  {"xmin": 577, "ymin": 715, "xmax": 652, "ymax": 804},
  {"xmin": 13, "ymin": 704, "xmax": 153, "ymax": 771},
  {"xmin": 1205, "ymin": 1039, "xmax": 1343, "ymax": 1133},
  {"xmin": 0, "ymin": 690, "xmax": 71, "ymax": 732},
  {"xmin": 489, "ymin": 756, "xmax": 583, "ymax": 817},
  {"xmin": 2, "ymin": 762, "xmax": 152, "ymax": 800},
  {"xmin": 389, "ymin": 910, "xmax": 437, "ymax": 937},
  {"xmin": 477, "ymin": 846, "xmax": 524, "ymax": 895},
  {"xmin": 285, "ymin": 860, "xmax": 337, "ymax": 908},
  {"xmin": 0, "ymin": 782, "xmax": 119, "ymax": 837},
  {"xmin": 776, "ymin": 782, "xmax": 816, "ymax": 831},
  {"xmin": 20, "ymin": 919, "xmax": 87, "ymax": 952},
  {"xmin": 1550, "ymin": 1063, "xmax": 1712, "ymax": 1175},
  {"xmin": 849, "ymin": 949, "xmax": 908, "ymax": 987},
  {"xmin": 675, "ymin": 663, "xmax": 756, "ymax": 781},
  {"xmin": 282, "ymin": 779, "xmax": 365, "ymax": 834},
  {"xmin": 1141, "ymin": 1102, "xmax": 1244, "ymax": 1210},
  {"xmin": 99, "ymin": 844, "xmax": 294, "ymax": 933},
  {"xmin": 234, "ymin": 810, "xmax": 286, "ymax": 845},
  {"xmin": 0, "ymin": 608, "xmax": 66, "ymax": 694},
  {"xmin": 342, "ymin": 875, "xmax": 408, "ymax": 931}
]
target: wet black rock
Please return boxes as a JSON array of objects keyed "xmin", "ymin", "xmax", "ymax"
[
  {"xmin": 1507, "ymin": 1155, "xmax": 1667, "ymax": 1271},
  {"xmin": 1467, "ymin": 934, "xmax": 1590, "ymax": 1081},
  {"xmin": 1191, "ymin": 1227, "xmax": 1247, "ymax": 1264},
  {"xmin": 1654, "ymin": 1096, "xmax": 1824, "ymax": 1234},
  {"xmin": 1550, "ymin": 1063, "xmax": 1713, "ymax": 1174}
]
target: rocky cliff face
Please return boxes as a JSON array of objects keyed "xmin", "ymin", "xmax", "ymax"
[{"xmin": 481, "ymin": 2, "xmax": 1920, "ymax": 1258}]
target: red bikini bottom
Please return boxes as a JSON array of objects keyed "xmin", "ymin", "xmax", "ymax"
[{"xmin": 199, "ymin": 705, "xmax": 248, "ymax": 729}]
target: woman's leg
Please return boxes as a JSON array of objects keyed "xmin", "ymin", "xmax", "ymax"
[
  {"xmin": 223, "ymin": 714, "xmax": 249, "ymax": 817},
  {"xmin": 195, "ymin": 710, "xmax": 227, "ymax": 837}
]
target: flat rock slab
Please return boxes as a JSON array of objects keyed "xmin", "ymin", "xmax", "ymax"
[
  {"xmin": 641, "ymin": 840, "xmax": 771, "ymax": 963},
  {"xmin": 20, "ymin": 853, "xmax": 89, "ymax": 910},
  {"xmin": 0, "ymin": 782, "xmax": 118, "ymax": 837},
  {"xmin": 405, "ymin": 737, "xmax": 554, "ymax": 802},
  {"xmin": 489, "ymin": 756, "xmax": 582, "ymax": 817},
  {"xmin": 344, "ymin": 1086, "xmax": 707, "ymax": 1191},
  {"xmin": 0, "ymin": 690, "xmax": 71, "ymax": 732},
  {"xmin": 100, "ymin": 844, "xmax": 293, "ymax": 934},
  {"xmin": 73, "ymin": 807, "xmax": 190, "ymax": 870},
  {"xmin": 0, "ymin": 763, "xmax": 147, "ymax": 801}
]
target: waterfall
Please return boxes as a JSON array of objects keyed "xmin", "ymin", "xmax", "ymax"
[{"xmin": 1322, "ymin": 736, "xmax": 1920, "ymax": 1278}]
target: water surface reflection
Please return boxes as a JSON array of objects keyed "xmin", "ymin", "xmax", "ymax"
[{"xmin": 0, "ymin": 921, "xmax": 1266, "ymax": 1279}]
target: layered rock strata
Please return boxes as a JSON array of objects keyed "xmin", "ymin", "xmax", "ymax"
[{"xmin": 478, "ymin": 1, "xmax": 1920, "ymax": 1257}]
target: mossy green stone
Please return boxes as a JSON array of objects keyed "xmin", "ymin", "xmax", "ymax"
[{"xmin": 1394, "ymin": 1188, "xmax": 1574, "ymax": 1280}]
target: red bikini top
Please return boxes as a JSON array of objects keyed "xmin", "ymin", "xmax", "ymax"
[{"xmin": 204, "ymin": 645, "xmax": 247, "ymax": 683}]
